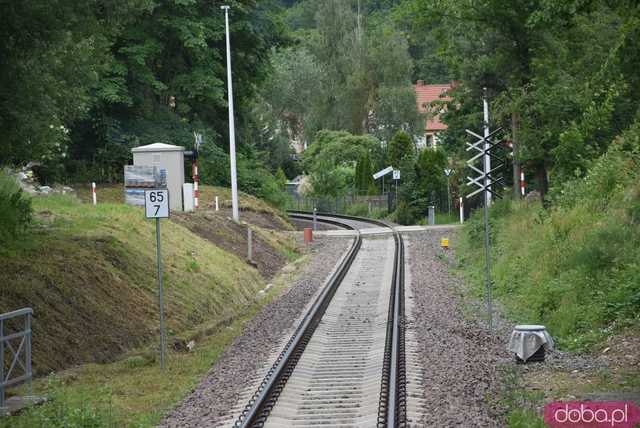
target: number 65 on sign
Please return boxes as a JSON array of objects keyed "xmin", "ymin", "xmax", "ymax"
[{"xmin": 145, "ymin": 189, "xmax": 170, "ymax": 218}]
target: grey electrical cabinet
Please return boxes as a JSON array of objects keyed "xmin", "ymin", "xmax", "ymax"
[{"xmin": 131, "ymin": 143, "xmax": 185, "ymax": 211}]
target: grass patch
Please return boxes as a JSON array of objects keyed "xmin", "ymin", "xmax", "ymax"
[
  {"xmin": 1, "ymin": 301, "xmax": 262, "ymax": 427},
  {"xmin": 491, "ymin": 366, "xmax": 546, "ymax": 428}
]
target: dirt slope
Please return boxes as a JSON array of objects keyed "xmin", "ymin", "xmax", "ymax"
[{"xmin": 0, "ymin": 188, "xmax": 296, "ymax": 375}]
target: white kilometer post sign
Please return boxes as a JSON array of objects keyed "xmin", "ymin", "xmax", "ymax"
[
  {"xmin": 145, "ymin": 189, "xmax": 169, "ymax": 219},
  {"xmin": 144, "ymin": 189, "xmax": 169, "ymax": 370}
]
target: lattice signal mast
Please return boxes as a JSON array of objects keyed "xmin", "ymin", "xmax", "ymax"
[{"xmin": 464, "ymin": 88, "xmax": 508, "ymax": 330}]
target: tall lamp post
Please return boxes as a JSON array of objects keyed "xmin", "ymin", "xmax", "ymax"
[{"xmin": 221, "ymin": 5, "xmax": 239, "ymax": 222}]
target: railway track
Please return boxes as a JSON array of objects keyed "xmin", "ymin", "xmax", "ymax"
[{"xmin": 232, "ymin": 212, "xmax": 408, "ymax": 428}]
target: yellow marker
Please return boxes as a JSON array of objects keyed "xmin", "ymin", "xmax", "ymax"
[{"xmin": 441, "ymin": 237, "xmax": 449, "ymax": 248}]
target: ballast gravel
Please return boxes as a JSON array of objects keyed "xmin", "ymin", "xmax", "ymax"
[
  {"xmin": 159, "ymin": 236, "xmax": 352, "ymax": 428},
  {"xmin": 405, "ymin": 230, "xmax": 511, "ymax": 427}
]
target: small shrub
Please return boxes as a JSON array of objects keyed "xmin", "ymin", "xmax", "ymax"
[
  {"xmin": 0, "ymin": 171, "xmax": 32, "ymax": 244},
  {"xmin": 394, "ymin": 201, "xmax": 417, "ymax": 225},
  {"xmin": 123, "ymin": 355, "xmax": 153, "ymax": 369},
  {"xmin": 346, "ymin": 202, "xmax": 370, "ymax": 217}
]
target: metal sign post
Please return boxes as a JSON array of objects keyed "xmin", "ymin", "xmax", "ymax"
[
  {"xmin": 393, "ymin": 169, "xmax": 400, "ymax": 210},
  {"xmin": 373, "ymin": 166, "xmax": 394, "ymax": 196},
  {"xmin": 444, "ymin": 168, "xmax": 453, "ymax": 216},
  {"xmin": 144, "ymin": 189, "xmax": 170, "ymax": 369},
  {"xmin": 465, "ymin": 89, "xmax": 507, "ymax": 331}
]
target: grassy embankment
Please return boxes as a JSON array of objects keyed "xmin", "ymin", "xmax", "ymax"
[
  {"xmin": 0, "ymin": 185, "xmax": 299, "ymax": 427},
  {"xmin": 457, "ymin": 127, "xmax": 640, "ymax": 426}
]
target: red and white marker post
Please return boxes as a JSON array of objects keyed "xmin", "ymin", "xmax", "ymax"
[
  {"xmin": 520, "ymin": 171, "xmax": 526, "ymax": 196},
  {"xmin": 91, "ymin": 182, "xmax": 97, "ymax": 205},
  {"xmin": 192, "ymin": 160, "xmax": 199, "ymax": 209}
]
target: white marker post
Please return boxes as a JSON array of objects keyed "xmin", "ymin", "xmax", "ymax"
[
  {"xmin": 215, "ymin": 196, "xmax": 219, "ymax": 211},
  {"xmin": 247, "ymin": 227, "xmax": 253, "ymax": 262},
  {"xmin": 91, "ymin": 182, "xmax": 97, "ymax": 206},
  {"xmin": 313, "ymin": 207, "xmax": 317, "ymax": 231},
  {"xmin": 144, "ymin": 189, "xmax": 170, "ymax": 370},
  {"xmin": 459, "ymin": 197, "xmax": 464, "ymax": 224}
]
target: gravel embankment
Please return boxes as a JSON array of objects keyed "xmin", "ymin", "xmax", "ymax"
[
  {"xmin": 159, "ymin": 236, "xmax": 352, "ymax": 427},
  {"xmin": 405, "ymin": 230, "xmax": 511, "ymax": 427}
]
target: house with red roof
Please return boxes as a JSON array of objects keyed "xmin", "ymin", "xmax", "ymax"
[{"xmin": 414, "ymin": 81, "xmax": 453, "ymax": 149}]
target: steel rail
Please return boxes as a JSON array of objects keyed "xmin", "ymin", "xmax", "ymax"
[
  {"xmin": 287, "ymin": 209, "xmax": 390, "ymax": 229},
  {"xmin": 290, "ymin": 211, "xmax": 407, "ymax": 427},
  {"xmin": 235, "ymin": 212, "xmax": 406, "ymax": 427},
  {"xmin": 235, "ymin": 215, "xmax": 362, "ymax": 428}
]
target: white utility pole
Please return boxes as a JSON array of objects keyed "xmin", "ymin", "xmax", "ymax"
[
  {"xmin": 483, "ymin": 88, "xmax": 492, "ymax": 207},
  {"xmin": 482, "ymin": 88, "xmax": 493, "ymax": 330},
  {"xmin": 222, "ymin": 5, "xmax": 239, "ymax": 222}
]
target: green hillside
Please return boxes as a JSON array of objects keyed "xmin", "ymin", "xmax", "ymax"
[
  {"xmin": 0, "ymin": 185, "xmax": 299, "ymax": 426},
  {"xmin": 459, "ymin": 124, "xmax": 640, "ymax": 349}
]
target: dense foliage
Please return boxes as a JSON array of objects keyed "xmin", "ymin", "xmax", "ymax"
[
  {"xmin": 399, "ymin": 0, "xmax": 640, "ymax": 199},
  {"xmin": 0, "ymin": 0, "xmax": 288, "ymax": 202},
  {"xmin": 0, "ymin": 172, "xmax": 32, "ymax": 245}
]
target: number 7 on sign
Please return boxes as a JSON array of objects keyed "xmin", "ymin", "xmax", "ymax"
[{"xmin": 145, "ymin": 189, "xmax": 170, "ymax": 218}]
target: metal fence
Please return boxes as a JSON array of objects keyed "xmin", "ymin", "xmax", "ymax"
[
  {"xmin": 287, "ymin": 193, "xmax": 395, "ymax": 214},
  {"xmin": 1, "ymin": 308, "xmax": 33, "ymax": 413}
]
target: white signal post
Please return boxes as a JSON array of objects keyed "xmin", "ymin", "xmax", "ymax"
[
  {"xmin": 520, "ymin": 171, "xmax": 526, "ymax": 196},
  {"xmin": 144, "ymin": 189, "xmax": 170, "ymax": 370},
  {"xmin": 482, "ymin": 88, "xmax": 493, "ymax": 330},
  {"xmin": 221, "ymin": 5, "xmax": 239, "ymax": 222},
  {"xmin": 91, "ymin": 182, "xmax": 97, "ymax": 205},
  {"xmin": 193, "ymin": 132, "xmax": 202, "ymax": 209}
]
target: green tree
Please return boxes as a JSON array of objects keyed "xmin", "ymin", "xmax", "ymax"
[
  {"xmin": 259, "ymin": 0, "xmax": 419, "ymax": 150},
  {"xmin": 275, "ymin": 167, "xmax": 288, "ymax": 190},
  {"xmin": 303, "ymin": 130, "xmax": 381, "ymax": 198},
  {"xmin": 354, "ymin": 151, "xmax": 376, "ymax": 195},
  {"xmin": 416, "ymin": 148, "xmax": 447, "ymax": 209},
  {"xmin": 387, "ymin": 130, "xmax": 414, "ymax": 168}
]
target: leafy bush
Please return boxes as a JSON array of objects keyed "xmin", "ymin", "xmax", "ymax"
[
  {"xmin": 394, "ymin": 200, "xmax": 418, "ymax": 225},
  {"xmin": 0, "ymin": 171, "xmax": 32, "ymax": 244},
  {"xmin": 199, "ymin": 143, "xmax": 291, "ymax": 210}
]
